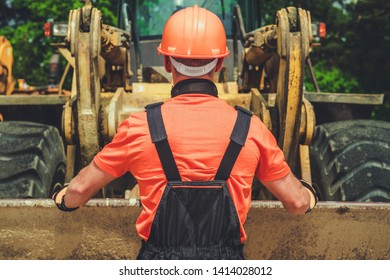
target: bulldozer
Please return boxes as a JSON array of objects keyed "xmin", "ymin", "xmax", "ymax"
[{"xmin": 1, "ymin": 0, "xmax": 388, "ymax": 201}]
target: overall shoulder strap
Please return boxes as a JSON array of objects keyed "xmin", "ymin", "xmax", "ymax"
[
  {"xmin": 215, "ymin": 106, "xmax": 253, "ymax": 180},
  {"xmin": 146, "ymin": 102, "xmax": 181, "ymax": 181}
]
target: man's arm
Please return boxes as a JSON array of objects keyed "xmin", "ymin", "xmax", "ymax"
[
  {"xmin": 261, "ymin": 172, "xmax": 317, "ymax": 215},
  {"xmin": 53, "ymin": 161, "xmax": 116, "ymax": 209}
]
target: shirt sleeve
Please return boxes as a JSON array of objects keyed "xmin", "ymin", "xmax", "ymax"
[
  {"xmin": 254, "ymin": 118, "xmax": 291, "ymax": 182},
  {"xmin": 94, "ymin": 119, "xmax": 131, "ymax": 177}
]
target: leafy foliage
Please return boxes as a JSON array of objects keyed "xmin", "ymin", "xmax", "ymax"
[
  {"xmin": 344, "ymin": 0, "xmax": 390, "ymax": 93},
  {"xmin": 0, "ymin": 0, "xmax": 116, "ymax": 87},
  {"xmin": 304, "ymin": 61, "xmax": 360, "ymax": 93},
  {"xmin": 344, "ymin": 0, "xmax": 390, "ymax": 120}
]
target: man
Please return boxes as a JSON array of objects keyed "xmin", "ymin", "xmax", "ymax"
[{"xmin": 53, "ymin": 5, "xmax": 317, "ymax": 260}]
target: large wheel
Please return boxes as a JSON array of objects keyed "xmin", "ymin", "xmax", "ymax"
[
  {"xmin": 0, "ymin": 121, "xmax": 66, "ymax": 198},
  {"xmin": 310, "ymin": 120, "xmax": 390, "ymax": 202}
]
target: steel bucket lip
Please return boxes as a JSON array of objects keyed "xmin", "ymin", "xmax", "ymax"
[{"xmin": 1, "ymin": 199, "xmax": 389, "ymax": 210}]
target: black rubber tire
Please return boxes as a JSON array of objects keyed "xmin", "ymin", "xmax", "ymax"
[
  {"xmin": 0, "ymin": 121, "xmax": 66, "ymax": 198},
  {"xmin": 310, "ymin": 120, "xmax": 390, "ymax": 202}
]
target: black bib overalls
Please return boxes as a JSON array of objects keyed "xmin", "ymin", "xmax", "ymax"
[{"xmin": 137, "ymin": 80, "xmax": 252, "ymax": 260}]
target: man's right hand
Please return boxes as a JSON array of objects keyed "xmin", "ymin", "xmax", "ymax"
[{"xmin": 52, "ymin": 184, "xmax": 79, "ymax": 212}]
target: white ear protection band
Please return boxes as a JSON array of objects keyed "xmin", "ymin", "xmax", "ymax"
[{"xmin": 169, "ymin": 57, "xmax": 218, "ymax": 77}]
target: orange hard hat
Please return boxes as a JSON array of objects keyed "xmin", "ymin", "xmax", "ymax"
[{"xmin": 157, "ymin": 5, "xmax": 229, "ymax": 59}]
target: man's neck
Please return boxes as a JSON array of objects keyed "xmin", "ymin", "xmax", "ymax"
[{"xmin": 171, "ymin": 79, "xmax": 218, "ymax": 97}]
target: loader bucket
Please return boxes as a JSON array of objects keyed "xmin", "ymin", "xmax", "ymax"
[{"xmin": 0, "ymin": 200, "xmax": 389, "ymax": 260}]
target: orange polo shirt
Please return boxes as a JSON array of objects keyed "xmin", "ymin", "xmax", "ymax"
[{"xmin": 94, "ymin": 94, "xmax": 290, "ymax": 243}]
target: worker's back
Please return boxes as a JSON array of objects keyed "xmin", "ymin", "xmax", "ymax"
[{"xmin": 95, "ymin": 88, "xmax": 289, "ymax": 244}]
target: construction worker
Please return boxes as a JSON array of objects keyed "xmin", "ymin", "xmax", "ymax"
[{"xmin": 53, "ymin": 5, "xmax": 317, "ymax": 260}]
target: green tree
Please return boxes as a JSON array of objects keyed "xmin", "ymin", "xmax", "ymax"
[
  {"xmin": 0, "ymin": 0, "xmax": 117, "ymax": 87},
  {"xmin": 305, "ymin": 61, "xmax": 360, "ymax": 93},
  {"xmin": 344, "ymin": 0, "xmax": 390, "ymax": 121},
  {"xmin": 345, "ymin": 0, "xmax": 390, "ymax": 93}
]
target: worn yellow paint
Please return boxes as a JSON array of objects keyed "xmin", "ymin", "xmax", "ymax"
[
  {"xmin": 282, "ymin": 34, "xmax": 302, "ymax": 164},
  {"xmin": 299, "ymin": 145, "xmax": 312, "ymax": 184}
]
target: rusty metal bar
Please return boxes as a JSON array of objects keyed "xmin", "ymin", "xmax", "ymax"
[
  {"xmin": 304, "ymin": 92, "xmax": 384, "ymax": 105},
  {"xmin": 1, "ymin": 199, "xmax": 389, "ymax": 210},
  {"xmin": 0, "ymin": 95, "xmax": 69, "ymax": 105}
]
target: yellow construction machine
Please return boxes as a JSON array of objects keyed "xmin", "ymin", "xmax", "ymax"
[
  {"xmin": 0, "ymin": 34, "xmax": 66, "ymax": 198},
  {"xmin": 0, "ymin": 0, "xmax": 389, "ymax": 202},
  {"xmin": 0, "ymin": 36, "xmax": 14, "ymax": 96}
]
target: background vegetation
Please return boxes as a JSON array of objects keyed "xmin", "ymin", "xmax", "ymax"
[
  {"xmin": 0, "ymin": 0, "xmax": 115, "ymax": 85},
  {"xmin": 0, "ymin": 0, "xmax": 389, "ymax": 120}
]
